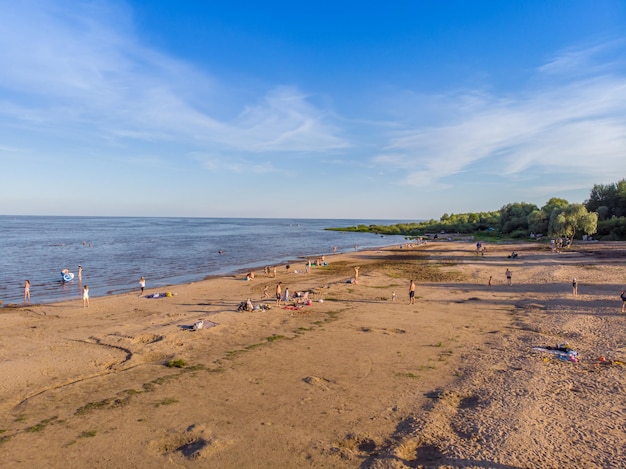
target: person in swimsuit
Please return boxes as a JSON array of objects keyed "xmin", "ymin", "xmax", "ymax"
[
  {"xmin": 572, "ymin": 278, "xmax": 578, "ymax": 296},
  {"xmin": 83, "ymin": 285, "xmax": 89, "ymax": 308},
  {"xmin": 409, "ymin": 279, "xmax": 416, "ymax": 304},
  {"xmin": 24, "ymin": 280, "xmax": 30, "ymax": 304},
  {"xmin": 275, "ymin": 282, "xmax": 282, "ymax": 306}
]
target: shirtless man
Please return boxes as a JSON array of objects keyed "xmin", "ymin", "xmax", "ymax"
[
  {"xmin": 276, "ymin": 282, "xmax": 282, "ymax": 306},
  {"xmin": 409, "ymin": 279, "xmax": 416, "ymax": 304}
]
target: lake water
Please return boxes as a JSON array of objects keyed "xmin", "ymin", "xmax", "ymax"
[{"xmin": 0, "ymin": 216, "xmax": 409, "ymax": 306}]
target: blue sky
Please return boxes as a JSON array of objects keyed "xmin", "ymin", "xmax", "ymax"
[{"xmin": 2, "ymin": 0, "xmax": 626, "ymax": 219}]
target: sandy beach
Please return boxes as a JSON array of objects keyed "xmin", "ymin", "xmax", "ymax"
[{"xmin": 1, "ymin": 240, "xmax": 626, "ymax": 468}]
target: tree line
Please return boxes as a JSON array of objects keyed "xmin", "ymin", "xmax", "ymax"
[{"xmin": 330, "ymin": 178, "xmax": 626, "ymax": 243}]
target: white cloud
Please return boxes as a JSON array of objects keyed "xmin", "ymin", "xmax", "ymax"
[
  {"xmin": 379, "ymin": 42, "xmax": 626, "ymax": 189},
  {"xmin": 0, "ymin": 1, "xmax": 348, "ymax": 160},
  {"xmin": 538, "ymin": 39, "xmax": 625, "ymax": 76},
  {"xmin": 190, "ymin": 152, "xmax": 285, "ymax": 175}
]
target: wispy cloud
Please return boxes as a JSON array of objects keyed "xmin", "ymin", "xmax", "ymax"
[
  {"xmin": 538, "ymin": 39, "xmax": 625, "ymax": 76},
  {"xmin": 378, "ymin": 40, "xmax": 626, "ymax": 189},
  {"xmin": 190, "ymin": 151, "xmax": 286, "ymax": 175},
  {"xmin": 0, "ymin": 0, "xmax": 348, "ymax": 160}
]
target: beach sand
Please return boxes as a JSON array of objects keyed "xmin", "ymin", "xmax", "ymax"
[{"xmin": 1, "ymin": 241, "xmax": 626, "ymax": 468}]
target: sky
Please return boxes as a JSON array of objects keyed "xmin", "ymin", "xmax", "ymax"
[{"xmin": 2, "ymin": 0, "xmax": 626, "ymax": 220}]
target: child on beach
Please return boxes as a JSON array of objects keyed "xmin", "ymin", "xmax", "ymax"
[
  {"xmin": 139, "ymin": 276, "xmax": 145, "ymax": 295},
  {"xmin": 83, "ymin": 285, "xmax": 89, "ymax": 307}
]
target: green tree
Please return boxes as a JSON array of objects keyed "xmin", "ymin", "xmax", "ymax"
[
  {"xmin": 528, "ymin": 209, "xmax": 548, "ymax": 235},
  {"xmin": 499, "ymin": 202, "xmax": 538, "ymax": 234},
  {"xmin": 548, "ymin": 204, "xmax": 598, "ymax": 246},
  {"xmin": 585, "ymin": 179, "xmax": 626, "ymax": 219},
  {"xmin": 542, "ymin": 197, "xmax": 569, "ymax": 215}
]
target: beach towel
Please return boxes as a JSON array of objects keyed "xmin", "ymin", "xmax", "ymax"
[{"xmin": 146, "ymin": 292, "xmax": 174, "ymax": 298}]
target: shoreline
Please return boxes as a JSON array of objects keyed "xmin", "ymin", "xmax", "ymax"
[
  {"xmin": 2, "ymin": 241, "xmax": 625, "ymax": 467},
  {"xmin": 1, "ymin": 238, "xmax": 407, "ymax": 308},
  {"xmin": 2, "ymin": 241, "xmax": 404, "ymax": 308}
]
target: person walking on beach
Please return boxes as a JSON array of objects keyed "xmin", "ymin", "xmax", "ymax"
[
  {"xmin": 505, "ymin": 269, "xmax": 512, "ymax": 286},
  {"xmin": 263, "ymin": 285, "xmax": 269, "ymax": 299},
  {"xmin": 409, "ymin": 279, "xmax": 416, "ymax": 304},
  {"xmin": 488, "ymin": 276, "xmax": 492, "ymax": 287},
  {"xmin": 83, "ymin": 285, "xmax": 89, "ymax": 308},
  {"xmin": 139, "ymin": 276, "xmax": 146, "ymax": 295},
  {"xmin": 572, "ymin": 278, "xmax": 578, "ymax": 296},
  {"xmin": 275, "ymin": 282, "xmax": 282, "ymax": 306},
  {"xmin": 24, "ymin": 280, "xmax": 30, "ymax": 304},
  {"xmin": 283, "ymin": 286, "xmax": 290, "ymax": 304}
]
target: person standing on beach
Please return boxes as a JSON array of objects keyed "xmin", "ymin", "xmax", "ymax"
[
  {"xmin": 263, "ymin": 285, "xmax": 269, "ymax": 299},
  {"xmin": 276, "ymin": 282, "xmax": 282, "ymax": 306},
  {"xmin": 83, "ymin": 285, "xmax": 89, "ymax": 308},
  {"xmin": 139, "ymin": 276, "xmax": 146, "ymax": 295},
  {"xmin": 572, "ymin": 278, "xmax": 578, "ymax": 296},
  {"xmin": 354, "ymin": 266, "xmax": 360, "ymax": 284},
  {"xmin": 621, "ymin": 289, "xmax": 626, "ymax": 313},
  {"xmin": 272, "ymin": 266, "xmax": 277, "ymax": 278},
  {"xmin": 24, "ymin": 280, "xmax": 30, "ymax": 304},
  {"xmin": 409, "ymin": 279, "xmax": 416, "ymax": 304},
  {"xmin": 505, "ymin": 269, "xmax": 512, "ymax": 286}
]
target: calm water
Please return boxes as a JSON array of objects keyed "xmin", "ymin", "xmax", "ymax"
[{"xmin": 0, "ymin": 216, "xmax": 408, "ymax": 306}]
